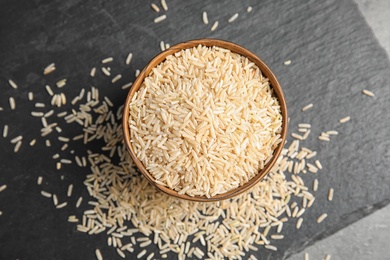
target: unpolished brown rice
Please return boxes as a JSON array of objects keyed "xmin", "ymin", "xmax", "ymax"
[
  {"xmin": 6, "ymin": 43, "xmax": 337, "ymax": 259},
  {"xmin": 129, "ymin": 45, "xmax": 283, "ymax": 197},
  {"xmin": 211, "ymin": 21, "xmax": 219, "ymax": 31}
]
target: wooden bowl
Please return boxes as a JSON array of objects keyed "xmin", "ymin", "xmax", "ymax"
[{"xmin": 122, "ymin": 39, "xmax": 288, "ymax": 202}]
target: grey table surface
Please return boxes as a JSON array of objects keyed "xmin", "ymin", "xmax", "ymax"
[
  {"xmin": 288, "ymin": 0, "xmax": 390, "ymax": 259},
  {"xmin": 0, "ymin": 0, "xmax": 390, "ymax": 259}
]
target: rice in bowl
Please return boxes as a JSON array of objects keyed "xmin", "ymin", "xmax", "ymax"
[{"xmin": 128, "ymin": 44, "xmax": 283, "ymax": 198}]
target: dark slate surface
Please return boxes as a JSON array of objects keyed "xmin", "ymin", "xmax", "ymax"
[{"xmin": 0, "ymin": 0, "xmax": 389, "ymax": 259}]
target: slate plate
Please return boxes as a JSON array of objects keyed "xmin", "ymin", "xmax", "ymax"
[{"xmin": 0, "ymin": 0, "xmax": 389, "ymax": 259}]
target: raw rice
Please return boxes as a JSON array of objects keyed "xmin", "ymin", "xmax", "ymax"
[
  {"xmin": 146, "ymin": 252, "xmax": 154, "ymax": 260},
  {"xmin": 265, "ymin": 245, "xmax": 277, "ymax": 251},
  {"xmin": 3, "ymin": 125, "xmax": 8, "ymax": 138},
  {"xmin": 116, "ymin": 248, "xmax": 125, "ymax": 258},
  {"xmin": 56, "ymin": 79, "xmax": 67, "ymax": 88},
  {"xmin": 339, "ymin": 116, "xmax": 350, "ymax": 123},
  {"xmin": 13, "ymin": 47, "xmax": 336, "ymax": 259},
  {"xmin": 11, "ymin": 135, "xmax": 23, "ymax": 144},
  {"xmin": 56, "ymin": 202, "xmax": 68, "ymax": 209},
  {"xmin": 43, "ymin": 63, "xmax": 56, "ymax": 75},
  {"xmin": 126, "ymin": 53, "xmax": 133, "ymax": 65},
  {"xmin": 247, "ymin": 6, "xmax": 253, "ymax": 12},
  {"xmin": 112, "ymin": 74, "xmax": 122, "ymax": 83},
  {"xmin": 122, "ymin": 82, "xmax": 133, "ymax": 90},
  {"xmin": 76, "ymin": 196, "xmax": 83, "ymax": 208},
  {"xmin": 8, "ymin": 79, "xmax": 18, "ymax": 89},
  {"xmin": 37, "ymin": 176, "xmax": 43, "ymax": 185},
  {"xmin": 102, "ymin": 57, "xmax": 113, "ymax": 64},
  {"xmin": 90, "ymin": 67, "xmax": 96, "ymax": 77},
  {"xmin": 67, "ymin": 184, "xmax": 73, "ymax": 197},
  {"xmin": 0, "ymin": 184, "xmax": 7, "ymax": 193},
  {"xmin": 29, "ymin": 139, "xmax": 36, "ymax": 146},
  {"xmin": 31, "ymin": 111, "xmax": 44, "ymax": 117},
  {"xmin": 296, "ymin": 217, "xmax": 303, "ymax": 229},
  {"xmin": 102, "ymin": 67, "xmax": 111, "ymax": 76},
  {"xmin": 326, "ymin": 130, "xmax": 338, "ymax": 135},
  {"xmin": 41, "ymin": 190, "xmax": 52, "ymax": 198},
  {"xmin": 298, "ymin": 123, "xmax": 311, "ymax": 128},
  {"xmin": 228, "ymin": 13, "xmax": 239, "ymax": 23},
  {"xmin": 95, "ymin": 249, "xmax": 103, "ymax": 260},
  {"xmin": 137, "ymin": 249, "xmax": 147, "ymax": 259},
  {"xmin": 161, "ymin": 0, "xmax": 168, "ymax": 11},
  {"xmin": 317, "ymin": 213, "xmax": 328, "ymax": 223},
  {"xmin": 28, "ymin": 92, "xmax": 34, "ymax": 101},
  {"xmin": 202, "ymin": 11, "xmax": 209, "ymax": 24},
  {"xmin": 160, "ymin": 41, "xmax": 166, "ymax": 51},
  {"xmin": 58, "ymin": 136, "xmax": 70, "ymax": 142},
  {"xmin": 211, "ymin": 21, "xmax": 219, "ymax": 31},
  {"xmin": 151, "ymin": 3, "xmax": 160, "ymax": 12},
  {"xmin": 325, "ymin": 254, "xmax": 331, "ymax": 260},
  {"xmin": 304, "ymin": 252, "xmax": 309, "ymax": 260},
  {"xmin": 328, "ymin": 188, "xmax": 334, "ymax": 201},
  {"xmin": 301, "ymin": 103, "xmax": 313, "ymax": 111},
  {"xmin": 60, "ymin": 159, "xmax": 72, "ymax": 164},
  {"xmin": 318, "ymin": 136, "xmax": 330, "ymax": 141},
  {"xmin": 315, "ymin": 160, "xmax": 322, "ymax": 169},
  {"xmin": 362, "ymin": 89, "xmax": 375, "ymax": 97},
  {"xmin": 284, "ymin": 60, "xmax": 292, "ymax": 65},
  {"xmin": 53, "ymin": 194, "xmax": 58, "ymax": 206},
  {"xmin": 154, "ymin": 15, "xmax": 167, "ymax": 23},
  {"xmin": 313, "ymin": 179, "xmax": 318, "ymax": 191},
  {"xmin": 9, "ymin": 97, "xmax": 16, "ymax": 110},
  {"xmin": 46, "ymin": 85, "xmax": 54, "ymax": 96}
]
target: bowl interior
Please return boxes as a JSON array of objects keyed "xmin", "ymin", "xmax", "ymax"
[{"xmin": 122, "ymin": 39, "xmax": 288, "ymax": 202}]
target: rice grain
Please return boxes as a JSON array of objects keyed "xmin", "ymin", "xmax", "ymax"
[
  {"xmin": 0, "ymin": 184, "xmax": 7, "ymax": 193},
  {"xmin": 95, "ymin": 249, "xmax": 103, "ymax": 260},
  {"xmin": 154, "ymin": 14, "xmax": 167, "ymax": 23},
  {"xmin": 328, "ymin": 188, "xmax": 334, "ymax": 201},
  {"xmin": 301, "ymin": 103, "xmax": 313, "ymax": 111},
  {"xmin": 161, "ymin": 0, "xmax": 168, "ymax": 11},
  {"xmin": 151, "ymin": 3, "xmax": 160, "ymax": 12},
  {"xmin": 362, "ymin": 89, "xmax": 375, "ymax": 97},
  {"xmin": 202, "ymin": 11, "xmax": 209, "ymax": 24},
  {"xmin": 9, "ymin": 97, "xmax": 16, "ymax": 110},
  {"xmin": 228, "ymin": 13, "xmax": 239, "ymax": 23},
  {"xmin": 317, "ymin": 213, "xmax": 328, "ymax": 223},
  {"xmin": 3, "ymin": 125, "xmax": 8, "ymax": 138},
  {"xmin": 339, "ymin": 116, "xmax": 350, "ymax": 123},
  {"xmin": 8, "ymin": 79, "xmax": 18, "ymax": 89},
  {"xmin": 211, "ymin": 21, "xmax": 219, "ymax": 31}
]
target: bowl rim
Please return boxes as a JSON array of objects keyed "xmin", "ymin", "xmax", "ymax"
[{"xmin": 122, "ymin": 38, "xmax": 288, "ymax": 202}]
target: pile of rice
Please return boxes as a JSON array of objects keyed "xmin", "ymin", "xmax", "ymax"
[{"xmin": 129, "ymin": 45, "xmax": 283, "ymax": 197}]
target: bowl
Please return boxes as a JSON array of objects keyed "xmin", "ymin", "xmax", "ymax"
[{"xmin": 122, "ymin": 39, "xmax": 288, "ymax": 202}]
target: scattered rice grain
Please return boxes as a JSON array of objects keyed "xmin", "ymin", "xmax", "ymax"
[
  {"xmin": 317, "ymin": 213, "xmax": 328, "ymax": 223},
  {"xmin": 339, "ymin": 116, "xmax": 350, "ymax": 123},
  {"xmin": 8, "ymin": 79, "xmax": 18, "ymax": 89},
  {"xmin": 228, "ymin": 13, "xmax": 239, "ymax": 23},
  {"xmin": 362, "ymin": 89, "xmax": 375, "ymax": 97},
  {"xmin": 154, "ymin": 14, "xmax": 167, "ymax": 23},
  {"xmin": 301, "ymin": 103, "xmax": 313, "ymax": 111},
  {"xmin": 202, "ymin": 11, "xmax": 209, "ymax": 24},
  {"xmin": 211, "ymin": 21, "xmax": 219, "ymax": 31}
]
